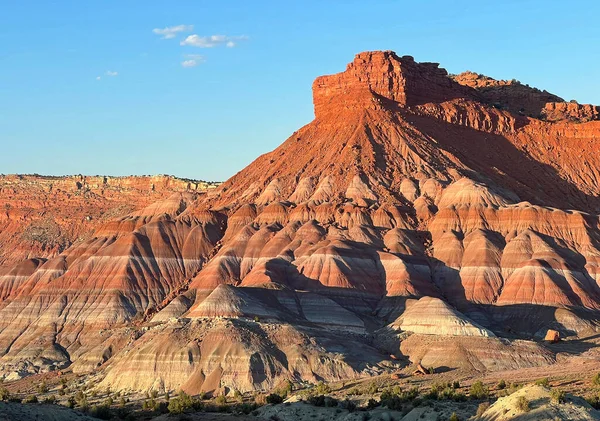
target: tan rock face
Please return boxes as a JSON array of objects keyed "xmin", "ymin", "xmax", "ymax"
[{"xmin": 2, "ymin": 50, "xmax": 600, "ymax": 392}]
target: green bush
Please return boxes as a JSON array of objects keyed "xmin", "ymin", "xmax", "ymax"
[
  {"xmin": 586, "ymin": 394, "xmax": 600, "ymax": 409},
  {"xmin": 452, "ymin": 381, "xmax": 460, "ymax": 389},
  {"xmin": 43, "ymin": 395, "xmax": 57, "ymax": 404},
  {"xmin": 516, "ymin": 395, "xmax": 530, "ymax": 412},
  {"xmin": 497, "ymin": 379, "xmax": 506, "ymax": 389},
  {"xmin": 469, "ymin": 381, "xmax": 489, "ymax": 400},
  {"xmin": 535, "ymin": 378, "xmax": 550, "ymax": 388},
  {"xmin": 37, "ymin": 381, "xmax": 48, "ymax": 394},
  {"xmin": 89, "ymin": 404, "xmax": 112, "ymax": 420},
  {"xmin": 24, "ymin": 395, "xmax": 38, "ymax": 403},
  {"xmin": 0, "ymin": 387, "xmax": 9, "ymax": 401},
  {"xmin": 215, "ymin": 395, "xmax": 227, "ymax": 406},
  {"xmin": 307, "ymin": 395, "xmax": 338, "ymax": 407},
  {"xmin": 449, "ymin": 412, "xmax": 459, "ymax": 421},
  {"xmin": 167, "ymin": 390, "xmax": 194, "ymax": 414},
  {"xmin": 551, "ymin": 389, "xmax": 566, "ymax": 404},
  {"xmin": 315, "ymin": 381, "xmax": 332, "ymax": 395},
  {"xmin": 593, "ymin": 373, "xmax": 600, "ymax": 386},
  {"xmin": 266, "ymin": 393, "xmax": 283, "ymax": 404}
]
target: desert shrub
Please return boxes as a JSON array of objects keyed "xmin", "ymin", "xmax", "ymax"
[
  {"xmin": 266, "ymin": 393, "xmax": 283, "ymax": 404},
  {"xmin": 24, "ymin": 395, "xmax": 38, "ymax": 403},
  {"xmin": 315, "ymin": 381, "xmax": 332, "ymax": 395},
  {"xmin": 119, "ymin": 396, "xmax": 126, "ymax": 407},
  {"xmin": 497, "ymin": 379, "xmax": 506, "ymax": 389},
  {"xmin": 476, "ymin": 401, "xmax": 490, "ymax": 416},
  {"xmin": 254, "ymin": 393, "xmax": 267, "ymax": 406},
  {"xmin": 535, "ymin": 378, "xmax": 550, "ymax": 388},
  {"xmin": 308, "ymin": 395, "xmax": 336, "ymax": 407},
  {"xmin": 449, "ymin": 412, "xmax": 459, "ymax": 421},
  {"xmin": 75, "ymin": 390, "xmax": 86, "ymax": 404},
  {"xmin": 469, "ymin": 381, "xmax": 489, "ymax": 400},
  {"xmin": 367, "ymin": 381, "xmax": 378, "ymax": 395},
  {"xmin": 167, "ymin": 390, "xmax": 193, "ymax": 414},
  {"xmin": 339, "ymin": 399, "xmax": 356, "ymax": 412},
  {"xmin": 67, "ymin": 396, "xmax": 76, "ymax": 408},
  {"xmin": 37, "ymin": 380, "xmax": 48, "ymax": 394},
  {"xmin": 89, "ymin": 404, "xmax": 112, "ymax": 420},
  {"xmin": 237, "ymin": 402, "xmax": 257, "ymax": 414},
  {"xmin": 382, "ymin": 394, "xmax": 403, "ymax": 410},
  {"xmin": 366, "ymin": 398, "xmax": 379, "ymax": 409},
  {"xmin": 58, "ymin": 388, "xmax": 65, "ymax": 396},
  {"xmin": 0, "ymin": 387, "xmax": 9, "ymax": 401},
  {"xmin": 507, "ymin": 383, "xmax": 522, "ymax": 395},
  {"xmin": 586, "ymin": 394, "xmax": 600, "ymax": 409},
  {"xmin": 551, "ymin": 389, "xmax": 566, "ymax": 404},
  {"xmin": 593, "ymin": 373, "xmax": 600, "ymax": 386},
  {"xmin": 232, "ymin": 389, "xmax": 243, "ymax": 403},
  {"xmin": 43, "ymin": 395, "xmax": 57, "ymax": 404},
  {"xmin": 104, "ymin": 396, "xmax": 113, "ymax": 407},
  {"xmin": 452, "ymin": 381, "xmax": 460, "ymax": 389},
  {"xmin": 276, "ymin": 379, "xmax": 293, "ymax": 398},
  {"xmin": 8, "ymin": 396, "xmax": 21, "ymax": 403},
  {"xmin": 516, "ymin": 395, "xmax": 530, "ymax": 412},
  {"xmin": 215, "ymin": 395, "xmax": 227, "ymax": 406},
  {"xmin": 142, "ymin": 399, "xmax": 155, "ymax": 410}
]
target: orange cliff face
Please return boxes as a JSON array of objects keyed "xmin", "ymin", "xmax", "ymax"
[{"xmin": 1, "ymin": 51, "xmax": 600, "ymax": 393}]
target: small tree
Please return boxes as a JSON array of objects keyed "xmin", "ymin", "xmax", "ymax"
[{"xmin": 469, "ymin": 381, "xmax": 489, "ymax": 400}]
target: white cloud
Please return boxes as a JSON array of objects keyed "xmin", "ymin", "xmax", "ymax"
[
  {"xmin": 153, "ymin": 24, "xmax": 193, "ymax": 39},
  {"xmin": 96, "ymin": 76, "xmax": 101, "ymax": 80},
  {"xmin": 181, "ymin": 54, "xmax": 205, "ymax": 68},
  {"xmin": 180, "ymin": 34, "xmax": 247, "ymax": 48},
  {"xmin": 105, "ymin": 71, "xmax": 118, "ymax": 77}
]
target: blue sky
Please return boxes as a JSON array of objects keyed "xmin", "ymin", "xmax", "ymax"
[{"xmin": 1, "ymin": 0, "xmax": 598, "ymax": 181}]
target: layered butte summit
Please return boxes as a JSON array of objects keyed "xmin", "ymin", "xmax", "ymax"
[{"xmin": 2, "ymin": 50, "xmax": 600, "ymax": 395}]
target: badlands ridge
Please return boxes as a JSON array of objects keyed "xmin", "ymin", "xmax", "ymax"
[{"xmin": 1, "ymin": 51, "xmax": 600, "ymax": 396}]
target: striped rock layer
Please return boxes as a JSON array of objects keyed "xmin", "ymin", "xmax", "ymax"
[{"xmin": 1, "ymin": 51, "xmax": 600, "ymax": 392}]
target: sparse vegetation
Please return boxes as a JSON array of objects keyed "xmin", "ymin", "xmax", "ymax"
[
  {"xmin": 516, "ymin": 395, "xmax": 530, "ymax": 412},
  {"xmin": 23, "ymin": 395, "xmax": 38, "ymax": 403},
  {"xmin": 266, "ymin": 393, "xmax": 283, "ymax": 404},
  {"xmin": 449, "ymin": 412, "xmax": 459, "ymax": 421},
  {"xmin": 476, "ymin": 401, "xmax": 490, "ymax": 416},
  {"xmin": 469, "ymin": 381, "xmax": 489, "ymax": 400},
  {"xmin": 593, "ymin": 372, "xmax": 600, "ymax": 386},
  {"xmin": 497, "ymin": 379, "xmax": 506, "ymax": 389},
  {"xmin": 167, "ymin": 390, "xmax": 194, "ymax": 414},
  {"xmin": 535, "ymin": 377, "xmax": 550, "ymax": 388},
  {"xmin": 551, "ymin": 388, "xmax": 566, "ymax": 404},
  {"xmin": 0, "ymin": 387, "xmax": 9, "ymax": 401}
]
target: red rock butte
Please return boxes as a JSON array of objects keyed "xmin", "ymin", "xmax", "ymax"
[{"xmin": 1, "ymin": 51, "xmax": 600, "ymax": 395}]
